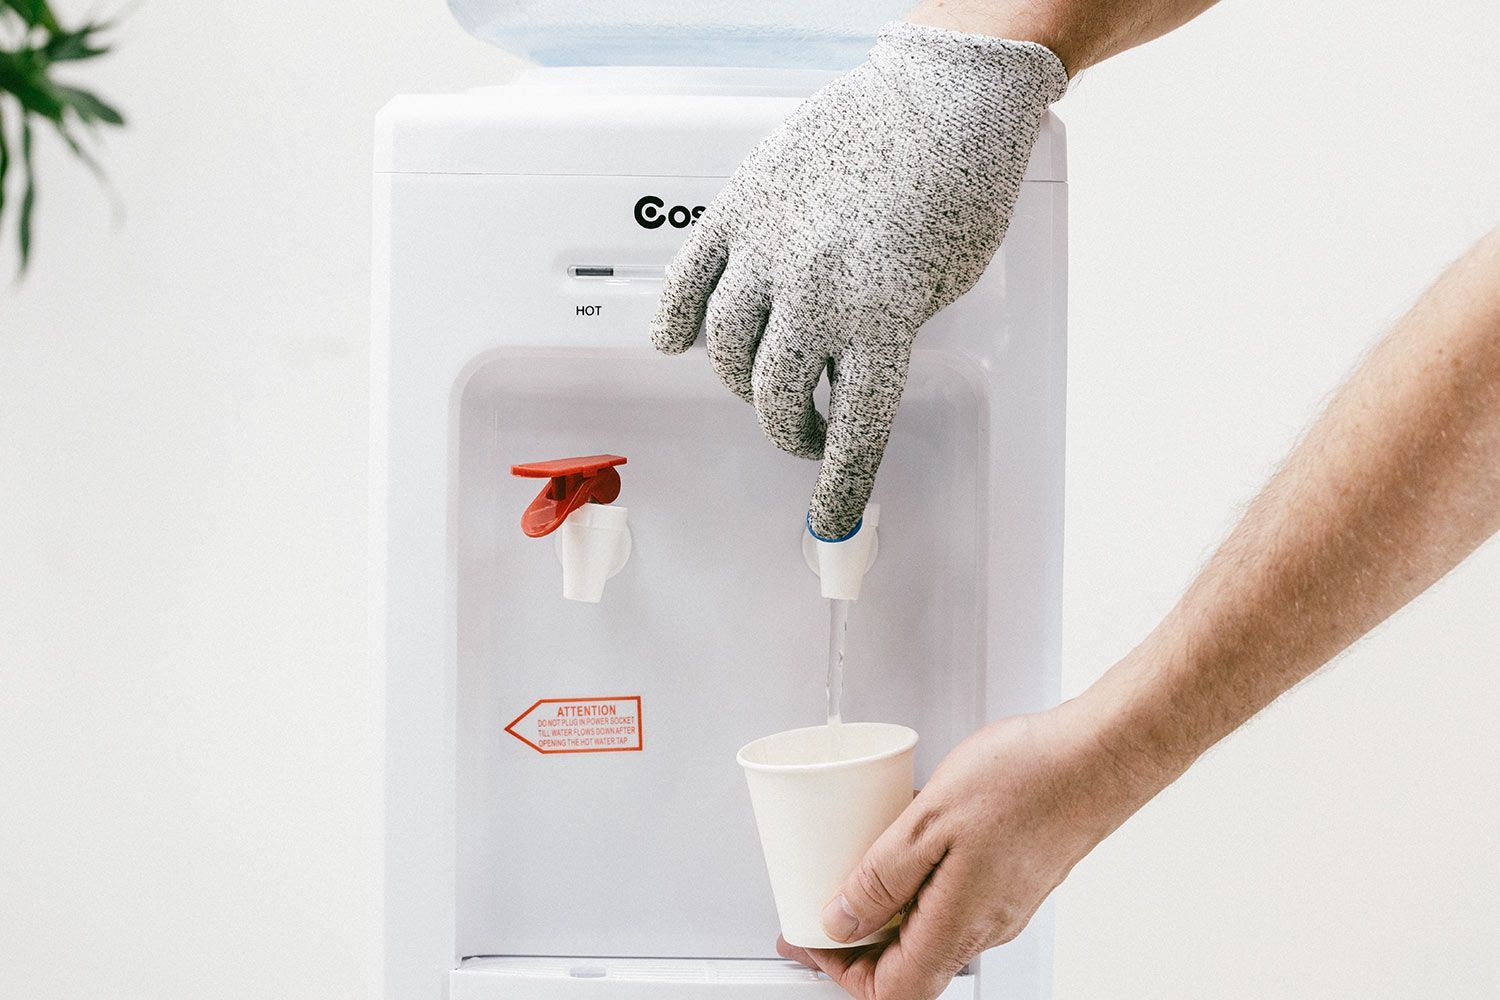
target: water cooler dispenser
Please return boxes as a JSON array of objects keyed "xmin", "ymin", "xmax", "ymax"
[{"xmin": 371, "ymin": 5, "xmax": 1067, "ymax": 998}]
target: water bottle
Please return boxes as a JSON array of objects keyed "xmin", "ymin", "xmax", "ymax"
[{"xmin": 449, "ymin": 0, "xmax": 914, "ymax": 69}]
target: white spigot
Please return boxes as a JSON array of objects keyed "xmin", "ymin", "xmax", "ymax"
[
  {"xmin": 803, "ymin": 503, "xmax": 880, "ymax": 601},
  {"xmin": 555, "ymin": 504, "xmax": 632, "ymax": 603}
]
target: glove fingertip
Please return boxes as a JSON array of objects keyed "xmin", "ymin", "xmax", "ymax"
[
  {"xmin": 651, "ymin": 284, "xmax": 712, "ymax": 354},
  {"xmin": 809, "ymin": 445, "xmax": 879, "ymax": 542},
  {"xmin": 651, "ymin": 241, "xmax": 729, "ymax": 355},
  {"xmin": 650, "ymin": 315, "xmax": 697, "ymax": 355}
]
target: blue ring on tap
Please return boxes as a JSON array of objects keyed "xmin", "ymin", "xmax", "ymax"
[{"xmin": 807, "ymin": 512, "xmax": 863, "ymax": 544}]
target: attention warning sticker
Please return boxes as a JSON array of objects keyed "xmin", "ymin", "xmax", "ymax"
[{"xmin": 504, "ymin": 696, "xmax": 644, "ymax": 754}]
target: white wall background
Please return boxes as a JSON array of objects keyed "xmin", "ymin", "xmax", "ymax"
[{"xmin": 1, "ymin": 1, "xmax": 1495, "ymax": 998}]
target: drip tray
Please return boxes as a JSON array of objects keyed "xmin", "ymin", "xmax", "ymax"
[{"xmin": 452, "ymin": 957, "xmax": 975, "ymax": 999}]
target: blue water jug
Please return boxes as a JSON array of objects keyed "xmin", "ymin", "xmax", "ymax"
[{"xmin": 448, "ymin": 0, "xmax": 914, "ymax": 69}]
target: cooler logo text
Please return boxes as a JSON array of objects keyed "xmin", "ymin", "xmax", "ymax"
[{"xmin": 635, "ymin": 195, "xmax": 705, "ymax": 230}]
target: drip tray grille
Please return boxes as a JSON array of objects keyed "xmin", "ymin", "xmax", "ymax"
[{"xmin": 452, "ymin": 957, "xmax": 975, "ymax": 998}]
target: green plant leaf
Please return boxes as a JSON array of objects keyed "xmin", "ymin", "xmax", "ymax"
[
  {"xmin": 3, "ymin": 0, "xmax": 63, "ymax": 32},
  {"xmin": 0, "ymin": 106, "xmax": 10, "ymax": 224},
  {"xmin": 2, "ymin": 1, "xmax": 125, "ymax": 273},
  {"xmin": 50, "ymin": 120, "xmax": 111, "ymax": 202},
  {"xmin": 0, "ymin": 50, "xmax": 37, "ymax": 86},
  {"xmin": 0, "ymin": 66, "xmax": 68, "ymax": 122},
  {"xmin": 44, "ymin": 24, "xmax": 112, "ymax": 62},
  {"xmin": 18, "ymin": 115, "xmax": 35, "ymax": 272},
  {"xmin": 54, "ymin": 83, "xmax": 124, "ymax": 126}
]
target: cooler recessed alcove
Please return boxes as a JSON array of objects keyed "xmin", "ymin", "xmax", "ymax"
[{"xmin": 455, "ymin": 350, "xmax": 987, "ymax": 958}]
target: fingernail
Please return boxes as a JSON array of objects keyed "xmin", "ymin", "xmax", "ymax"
[{"xmin": 821, "ymin": 895, "xmax": 859, "ymax": 942}]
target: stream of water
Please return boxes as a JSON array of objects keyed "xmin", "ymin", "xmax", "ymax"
[{"xmin": 827, "ymin": 598, "xmax": 850, "ymax": 727}]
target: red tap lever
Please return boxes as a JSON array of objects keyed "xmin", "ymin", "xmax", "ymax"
[{"xmin": 511, "ymin": 454, "xmax": 627, "ymax": 538}]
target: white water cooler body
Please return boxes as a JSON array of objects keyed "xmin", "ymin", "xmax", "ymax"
[{"xmin": 372, "ymin": 68, "xmax": 1067, "ymax": 1000}]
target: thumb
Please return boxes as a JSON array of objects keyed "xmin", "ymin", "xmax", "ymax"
[{"xmin": 821, "ymin": 801, "xmax": 942, "ymax": 944}]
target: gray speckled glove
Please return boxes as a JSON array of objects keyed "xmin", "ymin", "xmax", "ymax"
[{"xmin": 651, "ymin": 22, "xmax": 1067, "ymax": 540}]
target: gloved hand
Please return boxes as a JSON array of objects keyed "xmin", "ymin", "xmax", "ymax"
[{"xmin": 650, "ymin": 22, "xmax": 1068, "ymax": 539}]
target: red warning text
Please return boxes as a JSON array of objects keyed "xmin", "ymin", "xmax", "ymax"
[{"xmin": 505, "ymin": 696, "xmax": 644, "ymax": 754}]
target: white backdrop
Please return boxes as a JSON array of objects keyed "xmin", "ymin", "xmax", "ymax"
[{"xmin": 1, "ymin": 2, "xmax": 1496, "ymax": 998}]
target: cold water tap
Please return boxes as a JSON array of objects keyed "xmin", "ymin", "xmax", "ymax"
[{"xmin": 804, "ymin": 503, "xmax": 880, "ymax": 601}]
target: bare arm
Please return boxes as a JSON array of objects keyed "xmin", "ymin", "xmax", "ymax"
[
  {"xmin": 907, "ymin": 0, "xmax": 1223, "ymax": 73},
  {"xmin": 1087, "ymin": 226, "xmax": 1500, "ymax": 780},
  {"xmin": 782, "ymin": 230, "xmax": 1500, "ymax": 1000}
]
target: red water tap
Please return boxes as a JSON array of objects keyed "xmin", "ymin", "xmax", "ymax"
[{"xmin": 511, "ymin": 454, "xmax": 627, "ymax": 538}]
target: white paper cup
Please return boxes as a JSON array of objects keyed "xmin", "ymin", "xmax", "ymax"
[{"xmin": 737, "ymin": 722, "xmax": 918, "ymax": 949}]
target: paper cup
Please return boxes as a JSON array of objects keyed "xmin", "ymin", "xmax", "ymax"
[{"xmin": 737, "ymin": 722, "xmax": 918, "ymax": 949}]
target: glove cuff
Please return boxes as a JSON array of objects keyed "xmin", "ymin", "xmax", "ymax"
[{"xmin": 875, "ymin": 21, "xmax": 1069, "ymax": 105}]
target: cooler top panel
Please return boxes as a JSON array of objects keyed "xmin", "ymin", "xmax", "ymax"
[{"xmin": 375, "ymin": 88, "xmax": 1066, "ymax": 183}]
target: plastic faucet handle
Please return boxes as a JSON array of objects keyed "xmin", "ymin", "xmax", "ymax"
[{"xmin": 511, "ymin": 454, "xmax": 627, "ymax": 538}]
